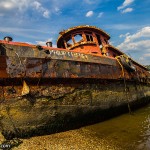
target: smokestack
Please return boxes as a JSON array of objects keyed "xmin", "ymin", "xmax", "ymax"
[
  {"xmin": 46, "ymin": 41, "xmax": 52, "ymax": 47},
  {"xmin": 4, "ymin": 36, "xmax": 13, "ymax": 42}
]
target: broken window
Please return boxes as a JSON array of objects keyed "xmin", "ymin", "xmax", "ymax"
[
  {"xmin": 96, "ymin": 34, "xmax": 103, "ymax": 50},
  {"xmin": 66, "ymin": 36, "xmax": 73, "ymax": 47},
  {"xmin": 85, "ymin": 32, "xmax": 93, "ymax": 42},
  {"xmin": 74, "ymin": 34, "xmax": 83, "ymax": 43},
  {"xmin": 104, "ymin": 39, "xmax": 108, "ymax": 44}
]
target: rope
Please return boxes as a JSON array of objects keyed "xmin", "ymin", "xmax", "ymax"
[
  {"xmin": 115, "ymin": 56, "xmax": 125, "ymax": 80},
  {"xmin": 115, "ymin": 55, "xmax": 132, "ymax": 114}
]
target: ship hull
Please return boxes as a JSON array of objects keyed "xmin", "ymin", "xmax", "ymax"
[
  {"xmin": 0, "ymin": 44, "xmax": 150, "ymax": 139},
  {"xmin": 0, "ymin": 78, "xmax": 150, "ymax": 139}
]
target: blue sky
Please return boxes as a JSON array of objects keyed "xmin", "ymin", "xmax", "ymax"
[{"xmin": 0, "ymin": 0, "xmax": 150, "ymax": 65}]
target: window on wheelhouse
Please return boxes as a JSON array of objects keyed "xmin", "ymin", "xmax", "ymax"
[
  {"xmin": 104, "ymin": 39, "xmax": 108, "ymax": 44},
  {"xmin": 66, "ymin": 36, "xmax": 73, "ymax": 47},
  {"xmin": 96, "ymin": 34, "xmax": 102, "ymax": 49},
  {"xmin": 74, "ymin": 34, "xmax": 83, "ymax": 43},
  {"xmin": 85, "ymin": 32, "xmax": 93, "ymax": 42}
]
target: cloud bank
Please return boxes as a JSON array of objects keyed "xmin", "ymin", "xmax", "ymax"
[{"xmin": 117, "ymin": 26, "xmax": 150, "ymax": 64}]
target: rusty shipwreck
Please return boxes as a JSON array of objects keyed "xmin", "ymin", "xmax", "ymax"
[{"xmin": 0, "ymin": 25, "xmax": 150, "ymax": 139}]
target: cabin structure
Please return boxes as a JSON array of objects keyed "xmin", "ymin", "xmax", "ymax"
[{"xmin": 57, "ymin": 25, "xmax": 123, "ymax": 57}]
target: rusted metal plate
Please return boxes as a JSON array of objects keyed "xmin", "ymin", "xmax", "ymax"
[
  {"xmin": 4, "ymin": 55, "xmax": 122, "ymax": 79},
  {"xmin": 6, "ymin": 56, "xmax": 26, "ymax": 78},
  {"xmin": 26, "ymin": 58, "xmax": 42, "ymax": 78}
]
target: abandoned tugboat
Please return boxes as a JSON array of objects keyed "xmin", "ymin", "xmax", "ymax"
[{"xmin": 0, "ymin": 25, "xmax": 150, "ymax": 139}]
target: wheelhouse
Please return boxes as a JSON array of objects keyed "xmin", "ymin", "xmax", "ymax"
[{"xmin": 57, "ymin": 25, "xmax": 122, "ymax": 57}]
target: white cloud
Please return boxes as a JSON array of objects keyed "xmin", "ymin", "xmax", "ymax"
[
  {"xmin": 0, "ymin": 0, "xmax": 32, "ymax": 11},
  {"xmin": 32, "ymin": 1, "xmax": 41, "ymax": 10},
  {"xmin": 122, "ymin": 27, "xmax": 150, "ymax": 43},
  {"xmin": 119, "ymin": 33, "xmax": 130, "ymax": 38},
  {"xmin": 84, "ymin": 0, "xmax": 102, "ymax": 4},
  {"xmin": 117, "ymin": 26, "xmax": 150, "ymax": 65},
  {"xmin": 43, "ymin": 10, "xmax": 50, "ymax": 18},
  {"xmin": 117, "ymin": 0, "xmax": 134, "ymax": 14},
  {"xmin": 42, "ymin": 11, "xmax": 50, "ymax": 18},
  {"xmin": 143, "ymin": 53, "xmax": 150, "ymax": 57},
  {"xmin": 118, "ymin": 40, "xmax": 150, "ymax": 51},
  {"xmin": 118, "ymin": 26, "xmax": 150, "ymax": 49},
  {"xmin": 86, "ymin": 11, "xmax": 94, "ymax": 17},
  {"xmin": 2, "ymin": 2, "xmax": 15, "ymax": 9},
  {"xmin": 54, "ymin": 7, "xmax": 61, "ymax": 15},
  {"xmin": 36, "ymin": 38, "xmax": 58, "ymax": 47},
  {"xmin": 117, "ymin": 0, "xmax": 134, "ymax": 10},
  {"xmin": 109, "ymin": 41, "xmax": 114, "ymax": 45},
  {"xmin": 0, "ymin": 0, "xmax": 50, "ymax": 18},
  {"xmin": 121, "ymin": 8, "xmax": 133, "ymax": 13},
  {"xmin": 0, "ymin": 1, "xmax": 15, "ymax": 9},
  {"xmin": 32, "ymin": 1, "xmax": 50, "ymax": 18},
  {"xmin": 98, "ymin": 12, "xmax": 103, "ymax": 18},
  {"xmin": 139, "ymin": 54, "xmax": 150, "ymax": 65},
  {"xmin": 36, "ymin": 41, "xmax": 47, "ymax": 46},
  {"xmin": 84, "ymin": 0, "xmax": 93, "ymax": 4},
  {"xmin": 37, "ymin": 38, "xmax": 53, "ymax": 43}
]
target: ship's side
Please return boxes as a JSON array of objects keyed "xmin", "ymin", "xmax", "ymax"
[{"xmin": 0, "ymin": 25, "xmax": 150, "ymax": 139}]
